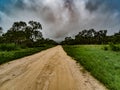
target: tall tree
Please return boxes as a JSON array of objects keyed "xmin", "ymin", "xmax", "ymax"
[
  {"xmin": 3, "ymin": 21, "xmax": 42, "ymax": 45},
  {"xmin": 24, "ymin": 21, "xmax": 43, "ymax": 41},
  {"xmin": 3, "ymin": 21, "xmax": 27, "ymax": 44},
  {"xmin": 12, "ymin": 21, "xmax": 27, "ymax": 31}
]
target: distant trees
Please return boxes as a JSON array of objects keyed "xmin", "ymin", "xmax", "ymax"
[
  {"xmin": 94, "ymin": 30, "xmax": 107, "ymax": 44},
  {"xmin": 61, "ymin": 37, "xmax": 74, "ymax": 45},
  {"xmin": 25, "ymin": 21, "xmax": 42, "ymax": 41},
  {"xmin": 61, "ymin": 29, "xmax": 116, "ymax": 45},
  {"xmin": 0, "ymin": 21, "xmax": 57, "ymax": 47},
  {"xmin": 113, "ymin": 31, "xmax": 120, "ymax": 43},
  {"xmin": 1, "ymin": 21, "xmax": 120, "ymax": 46},
  {"xmin": 0, "ymin": 27, "xmax": 2, "ymax": 36},
  {"xmin": 3, "ymin": 21, "xmax": 27, "ymax": 44},
  {"xmin": 0, "ymin": 27, "xmax": 3, "ymax": 43},
  {"xmin": 2, "ymin": 21, "xmax": 43, "ymax": 47}
]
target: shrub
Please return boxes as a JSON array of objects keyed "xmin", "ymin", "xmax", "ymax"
[
  {"xmin": 0, "ymin": 46, "xmax": 54, "ymax": 64},
  {"xmin": 0, "ymin": 43, "xmax": 21, "ymax": 51},
  {"xmin": 109, "ymin": 43, "xmax": 120, "ymax": 51},
  {"xmin": 103, "ymin": 46, "xmax": 108, "ymax": 51}
]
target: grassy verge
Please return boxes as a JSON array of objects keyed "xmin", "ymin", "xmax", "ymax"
[
  {"xmin": 63, "ymin": 45, "xmax": 120, "ymax": 90},
  {"xmin": 0, "ymin": 45, "xmax": 54, "ymax": 65}
]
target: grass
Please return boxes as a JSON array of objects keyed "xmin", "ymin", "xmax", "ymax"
[
  {"xmin": 0, "ymin": 45, "xmax": 53, "ymax": 65},
  {"xmin": 63, "ymin": 45, "xmax": 120, "ymax": 90}
]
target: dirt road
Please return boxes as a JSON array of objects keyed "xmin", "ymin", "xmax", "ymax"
[{"xmin": 0, "ymin": 46, "xmax": 107, "ymax": 90}]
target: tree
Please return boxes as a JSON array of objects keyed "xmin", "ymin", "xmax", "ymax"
[
  {"xmin": 114, "ymin": 30, "xmax": 120, "ymax": 43},
  {"xmin": 24, "ymin": 21, "xmax": 43, "ymax": 41},
  {"xmin": 12, "ymin": 21, "xmax": 27, "ymax": 31},
  {"xmin": 94, "ymin": 30, "xmax": 107, "ymax": 44},
  {"xmin": 61, "ymin": 37, "xmax": 74, "ymax": 45},
  {"xmin": 0, "ymin": 27, "xmax": 3, "ymax": 43},
  {"xmin": 75, "ymin": 29, "xmax": 95, "ymax": 44},
  {"xmin": 3, "ymin": 21, "xmax": 42, "ymax": 45},
  {"xmin": 3, "ymin": 21, "xmax": 27, "ymax": 44},
  {"xmin": 0, "ymin": 27, "xmax": 2, "ymax": 36},
  {"xmin": 29, "ymin": 21, "xmax": 42, "ymax": 30}
]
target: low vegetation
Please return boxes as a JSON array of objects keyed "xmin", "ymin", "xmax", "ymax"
[
  {"xmin": 0, "ymin": 44, "xmax": 53, "ymax": 64},
  {"xmin": 0, "ymin": 43, "xmax": 21, "ymax": 51},
  {"xmin": 63, "ymin": 45, "xmax": 120, "ymax": 90}
]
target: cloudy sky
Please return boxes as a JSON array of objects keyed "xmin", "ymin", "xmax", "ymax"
[{"xmin": 0, "ymin": 0, "xmax": 120, "ymax": 41}]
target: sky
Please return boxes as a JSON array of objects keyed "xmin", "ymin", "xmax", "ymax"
[{"xmin": 0, "ymin": 0, "xmax": 120, "ymax": 41}]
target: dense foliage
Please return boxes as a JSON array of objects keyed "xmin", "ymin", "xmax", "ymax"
[
  {"xmin": 1, "ymin": 21, "xmax": 120, "ymax": 45},
  {"xmin": 103, "ymin": 43, "xmax": 120, "ymax": 52},
  {"xmin": 0, "ymin": 45, "xmax": 53, "ymax": 64},
  {"xmin": 0, "ymin": 43, "xmax": 21, "ymax": 51},
  {"xmin": 61, "ymin": 29, "xmax": 120, "ymax": 45},
  {"xmin": 0, "ymin": 21, "xmax": 57, "ymax": 47}
]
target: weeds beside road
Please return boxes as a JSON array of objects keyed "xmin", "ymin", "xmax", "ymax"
[
  {"xmin": 63, "ymin": 45, "xmax": 120, "ymax": 90},
  {"xmin": 0, "ymin": 43, "xmax": 53, "ymax": 64}
]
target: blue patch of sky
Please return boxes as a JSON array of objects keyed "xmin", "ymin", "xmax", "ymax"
[
  {"xmin": 105, "ymin": 0, "xmax": 120, "ymax": 11},
  {"xmin": 0, "ymin": 0, "xmax": 13, "ymax": 13}
]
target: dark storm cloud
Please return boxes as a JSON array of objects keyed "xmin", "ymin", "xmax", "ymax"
[
  {"xmin": 85, "ymin": 0, "xmax": 120, "ymax": 13},
  {"xmin": 85, "ymin": 0, "xmax": 106, "ymax": 12},
  {"xmin": 14, "ymin": 0, "xmax": 25, "ymax": 9},
  {"xmin": 0, "ymin": 0, "xmax": 120, "ymax": 41}
]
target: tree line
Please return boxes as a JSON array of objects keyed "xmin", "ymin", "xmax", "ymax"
[
  {"xmin": 61, "ymin": 29, "xmax": 120, "ymax": 45},
  {"xmin": 0, "ymin": 21, "xmax": 57, "ymax": 47},
  {"xmin": 0, "ymin": 21, "xmax": 120, "ymax": 46}
]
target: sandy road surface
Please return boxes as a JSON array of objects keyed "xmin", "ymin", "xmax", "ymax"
[{"xmin": 0, "ymin": 46, "xmax": 107, "ymax": 90}]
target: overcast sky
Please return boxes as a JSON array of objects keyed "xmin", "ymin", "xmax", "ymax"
[{"xmin": 0, "ymin": 0, "xmax": 120, "ymax": 41}]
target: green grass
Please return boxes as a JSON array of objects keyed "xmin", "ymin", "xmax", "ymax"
[
  {"xmin": 63, "ymin": 45, "xmax": 120, "ymax": 90},
  {"xmin": 0, "ymin": 45, "xmax": 53, "ymax": 65}
]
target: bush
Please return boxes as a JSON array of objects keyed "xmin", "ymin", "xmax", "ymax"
[
  {"xmin": 0, "ymin": 43, "xmax": 21, "ymax": 51},
  {"xmin": 109, "ymin": 43, "xmax": 120, "ymax": 51},
  {"xmin": 0, "ymin": 46, "xmax": 54, "ymax": 64},
  {"xmin": 103, "ymin": 46, "xmax": 108, "ymax": 51}
]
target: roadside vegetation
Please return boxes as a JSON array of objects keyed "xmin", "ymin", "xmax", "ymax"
[
  {"xmin": 0, "ymin": 21, "xmax": 57, "ymax": 65},
  {"xmin": 61, "ymin": 28, "xmax": 120, "ymax": 90},
  {"xmin": 63, "ymin": 45, "xmax": 120, "ymax": 90},
  {"xmin": 0, "ymin": 43, "xmax": 53, "ymax": 64}
]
